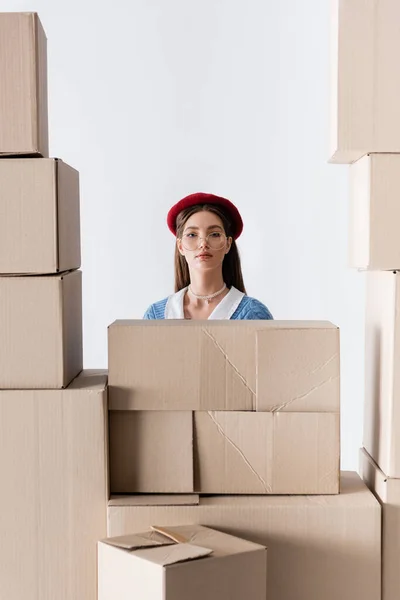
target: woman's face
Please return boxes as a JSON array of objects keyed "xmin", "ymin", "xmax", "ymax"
[{"xmin": 177, "ymin": 210, "xmax": 232, "ymax": 272}]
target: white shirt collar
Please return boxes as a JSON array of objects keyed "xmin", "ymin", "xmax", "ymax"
[{"xmin": 165, "ymin": 286, "xmax": 244, "ymax": 320}]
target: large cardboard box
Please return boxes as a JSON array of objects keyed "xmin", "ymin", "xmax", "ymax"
[
  {"xmin": 330, "ymin": 0, "xmax": 400, "ymax": 163},
  {"xmin": 0, "ymin": 12, "xmax": 48, "ymax": 156},
  {"xmin": 108, "ymin": 320, "xmax": 340, "ymax": 412},
  {"xmin": 359, "ymin": 448, "xmax": 400, "ymax": 600},
  {"xmin": 364, "ymin": 270, "xmax": 400, "ymax": 477},
  {"xmin": 0, "ymin": 158, "xmax": 80, "ymax": 274},
  {"xmin": 0, "ymin": 371, "xmax": 108, "ymax": 600},
  {"xmin": 349, "ymin": 154, "xmax": 400, "ymax": 269},
  {"xmin": 0, "ymin": 270, "xmax": 83, "ymax": 388},
  {"xmin": 108, "ymin": 472, "xmax": 381, "ymax": 600},
  {"xmin": 109, "ymin": 410, "xmax": 339, "ymax": 495},
  {"xmin": 98, "ymin": 525, "xmax": 267, "ymax": 600}
]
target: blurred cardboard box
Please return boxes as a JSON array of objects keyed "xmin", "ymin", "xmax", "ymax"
[
  {"xmin": 0, "ymin": 270, "xmax": 82, "ymax": 388},
  {"xmin": 329, "ymin": 0, "xmax": 400, "ymax": 163},
  {"xmin": 0, "ymin": 371, "xmax": 108, "ymax": 600},
  {"xmin": 359, "ymin": 448, "xmax": 400, "ymax": 600},
  {"xmin": 0, "ymin": 158, "xmax": 80, "ymax": 274},
  {"xmin": 364, "ymin": 270, "xmax": 400, "ymax": 477},
  {"xmin": 109, "ymin": 410, "xmax": 339, "ymax": 494},
  {"xmin": 349, "ymin": 154, "xmax": 400, "ymax": 269},
  {"xmin": 98, "ymin": 525, "xmax": 267, "ymax": 600},
  {"xmin": 108, "ymin": 472, "xmax": 381, "ymax": 600},
  {"xmin": 0, "ymin": 12, "xmax": 48, "ymax": 156},
  {"xmin": 108, "ymin": 320, "xmax": 339, "ymax": 412}
]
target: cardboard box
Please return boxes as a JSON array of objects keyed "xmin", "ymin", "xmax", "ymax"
[
  {"xmin": 0, "ymin": 158, "xmax": 80, "ymax": 274},
  {"xmin": 0, "ymin": 270, "xmax": 83, "ymax": 388},
  {"xmin": 0, "ymin": 12, "xmax": 48, "ymax": 156},
  {"xmin": 108, "ymin": 472, "xmax": 381, "ymax": 600},
  {"xmin": 349, "ymin": 154, "xmax": 400, "ymax": 269},
  {"xmin": 0, "ymin": 371, "xmax": 108, "ymax": 600},
  {"xmin": 108, "ymin": 320, "xmax": 339, "ymax": 412},
  {"xmin": 329, "ymin": 0, "xmax": 400, "ymax": 163},
  {"xmin": 364, "ymin": 270, "xmax": 400, "ymax": 477},
  {"xmin": 109, "ymin": 410, "xmax": 339, "ymax": 494},
  {"xmin": 109, "ymin": 411, "xmax": 194, "ymax": 493},
  {"xmin": 194, "ymin": 411, "xmax": 339, "ymax": 494},
  {"xmin": 359, "ymin": 448, "xmax": 400, "ymax": 600},
  {"xmin": 98, "ymin": 525, "xmax": 267, "ymax": 600}
]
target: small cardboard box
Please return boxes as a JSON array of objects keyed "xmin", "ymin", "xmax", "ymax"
[
  {"xmin": 360, "ymin": 448, "xmax": 400, "ymax": 600},
  {"xmin": 329, "ymin": 0, "xmax": 400, "ymax": 163},
  {"xmin": 0, "ymin": 270, "xmax": 83, "ymax": 388},
  {"xmin": 0, "ymin": 12, "xmax": 48, "ymax": 156},
  {"xmin": 349, "ymin": 154, "xmax": 400, "ymax": 269},
  {"xmin": 109, "ymin": 411, "xmax": 194, "ymax": 493},
  {"xmin": 364, "ymin": 270, "xmax": 400, "ymax": 477},
  {"xmin": 108, "ymin": 472, "xmax": 381, "ymax": 600},
  {"xmin": 109, "ymin": 410, "xmax": 339, "ymax": 494},
  {"xmin": 108, "ymin": 320, "xmax": 339, "ymax": 412},
  {"xmin": 98, "ymin": 525, "xmax": 267, "ymax": 600},
  {"xmin": 0, "ymin": 158, "xmax": 80, "ymax": 274},
  {"xmin": 0, "ymin": 371, "xmax": 108, "ymax": 600}
]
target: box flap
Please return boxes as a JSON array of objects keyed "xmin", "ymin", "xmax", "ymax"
[
  {"xmin": 151, "ymin": 524, "xmax": 267, "ymax": 556},
  {"xmin": 103, "ymin": 529, "xmax": 174, "ymax": 551},
  {"xmin": 151, "ymin": 525, "xmax": 189, "ymax": 544},
  {"xmin": 108, "ymin": 494, "xmax": 200, "ymax": 507},
  {"xmin": 132, "ymin": 543, "xmax": 213, "ymax": 566}
]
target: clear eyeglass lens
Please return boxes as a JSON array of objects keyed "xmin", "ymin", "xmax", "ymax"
[{"xmin": 182, "ymin": 232, "xmax": 226, "ymax": 250}]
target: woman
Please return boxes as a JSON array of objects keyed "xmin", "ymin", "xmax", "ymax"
[{"xmin": 143, "ymin": 192, "xmax": 273, "ymax": 320}]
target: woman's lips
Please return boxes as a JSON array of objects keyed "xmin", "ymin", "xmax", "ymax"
[{"xmin": 196, "ymin": 253, "xmax": 212, "ymax": 259}]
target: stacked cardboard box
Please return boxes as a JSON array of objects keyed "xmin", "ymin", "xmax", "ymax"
[
  {"xmin": 330, "ymin": 1, "xmax": 400, "ymax": 599},
  {"xmin": 108, "ymin": 320, "xmax": 341, "ymax": 495},
  {"xmin": 98, "ymin": 525, "xmax": 268, "ymax": 600},
  {"xmin": 0, "ymin": 13, "xmax": 108, "ymax": 600},
  {"xmin": 106, "ymin": 320, "xmax": 381, "ymax": 600}
]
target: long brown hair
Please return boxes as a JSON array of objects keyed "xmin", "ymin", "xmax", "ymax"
[{"xmin": 174, "ymin": 204, "xmax": 247, "ymax": 294}]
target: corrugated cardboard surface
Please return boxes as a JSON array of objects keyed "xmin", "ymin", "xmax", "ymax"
[
  {"xmin": 110, "ymin": 410, "xmax": 339, "ymax": 494},
  {"xmin": 0, "ymin": 12, "xmax": 48, "ymax": 156},
  {"xmin": 0, "ymin": 158, "xmax": 80, "ymax": 274},
  {"xmin": 98, "ymin": 525, "xmax": 267, "ymax": 600},
  {"xmin": 109, "ymin": 411, "xmax": 194, "ymax": 493},
  {"xmin": 108, "ymin": 471, "xmax": 380, "ymax": 600},
  {"xmin": 359, "ymin": 448, "xmax": 400, "ymax": 600},
  {"xmin": 364, "ymin": 270, "xmax": 400, "ymax": 477},
  {"xmin": 329, "ymin": 0, "xmax": 400, "ymax": 164},
  {"xmin": 109, "ymin": 495, "xmax": 200, "ymax": 507},
  {"xmin": 194, "ymin": 411, "xmax": 339, "ymax": 494},
  {"xmin": 0, "ymin": 371, "xmax": 108, "ymax": 600},
  {"xmin": 108, "ymin": 320, "xmax": 339, "ymax": 412},
  {"xmin": 349, "ymin": 154, "xmax": 400, "ymax": 269},
  {"xmin": 256, "ymin": 325, "xmax": 339, "ymax": 411},
  {"xmin": 0, "ymin": 270, "xmax": 83, "ymax": 388}
]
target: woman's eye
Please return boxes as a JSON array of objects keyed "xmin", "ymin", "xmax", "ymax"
[
  {"xmin": 185, "ymin": 233, "xmax": 197, "ymax": 238},
  {"xmin": 210, "ymin": 232, "xmax": 221, "ymax": 238}
]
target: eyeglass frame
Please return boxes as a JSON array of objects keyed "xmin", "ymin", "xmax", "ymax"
[{"xmin": 179, "ymin": 230, "xmax": 231, "ymax": 251}]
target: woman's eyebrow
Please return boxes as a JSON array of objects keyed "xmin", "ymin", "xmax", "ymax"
[{"xmin": 184, "ymin": 225, "xmax": 223, "ymax": 231}]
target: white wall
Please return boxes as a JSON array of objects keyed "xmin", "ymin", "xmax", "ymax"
[{"xmin": 1, "ymin": 0, "xmax": 364, "ymax": 470}]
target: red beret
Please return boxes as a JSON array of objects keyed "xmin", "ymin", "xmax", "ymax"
[{"xmin": 167, "ymin": 192, "xmax": 243, "ymax": 239}]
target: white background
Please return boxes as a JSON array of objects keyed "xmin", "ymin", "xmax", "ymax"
[{"xmin": 1, "ymin": 0, "xmax": 365, "ymax": 470}]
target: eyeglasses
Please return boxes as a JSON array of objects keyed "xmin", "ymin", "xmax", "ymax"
[{"xmin": 180, "ymin": 231, "xmax": 227, "ymax": 251}]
